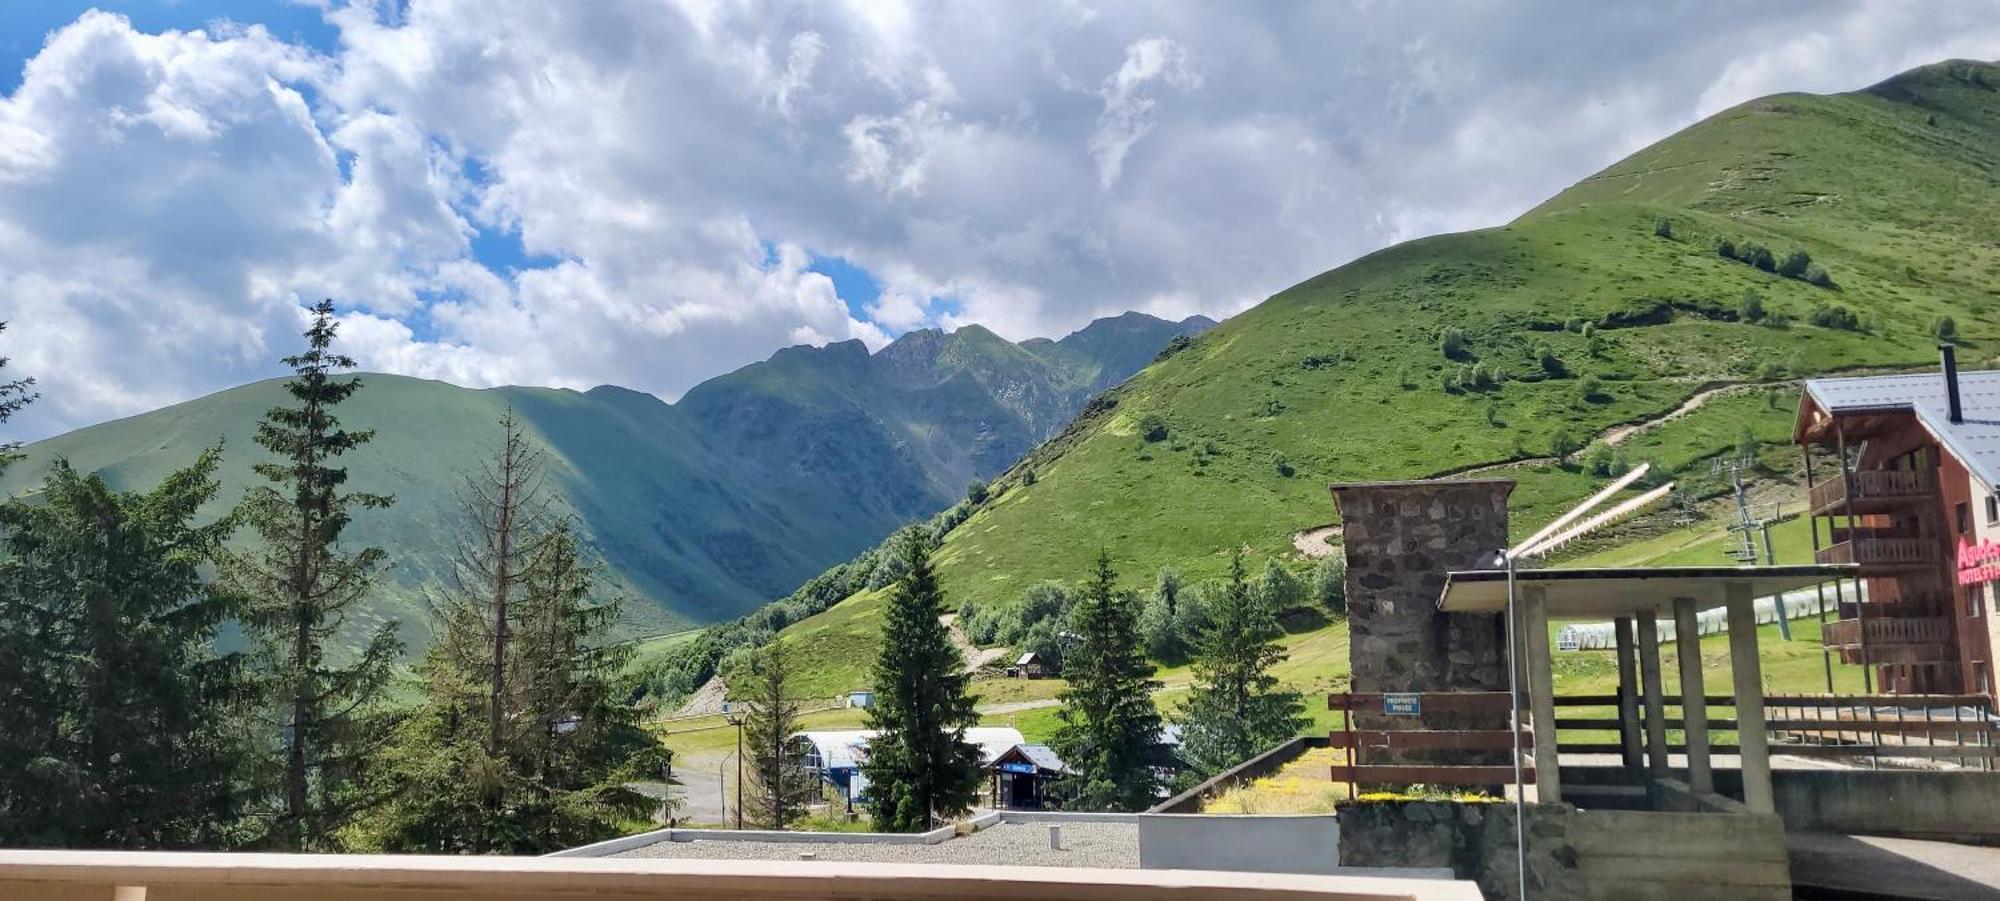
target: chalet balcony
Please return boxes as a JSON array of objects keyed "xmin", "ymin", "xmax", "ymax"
[
  {"xmin": 1809, "ymin": 468, "xmax": 1937, "ymax": 516},
  {"xmin": 1822, "ymin": 616, "xmax": 1955, "ymax": 665},
  {"xmin": 1814, "ymin": 535, "xmax": 1939, "ymax": 571}
]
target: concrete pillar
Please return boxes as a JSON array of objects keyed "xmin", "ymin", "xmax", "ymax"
[
  {"xmin": 1672, "ymin": 598, "xmax": 1713, "ymax": 795},
  {"xmin": 1614, "ymin": 616, "xmax": 1643, "ymax": 771},
  {"xmin": 1637, "ymin": 612, "xmax": 1670, "ymax": 779},
  {"xmin": 1522, "ymin": 587, "xmax": 1561, "ymax": 803},
  {"xmin": 1727, "ymin": 581, "xmax": 1775, "ymax": 814}
]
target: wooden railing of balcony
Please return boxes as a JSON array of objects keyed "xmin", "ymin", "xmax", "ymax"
[
  {"xmin": 1809, "ymin": 468, "xmax": 1936, "ymax": 513},
  {"xmin": 1814, "ymin": 537, "xmax": 1937, "ymax": 568},
  {"xmin": 1822, "ymin": 616, "xmax": 1953, "ymax": 649}
]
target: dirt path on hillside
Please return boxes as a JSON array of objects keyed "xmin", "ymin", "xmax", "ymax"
[
  {"xmin": 943, "ymin": 614, "xmax": 1012, "ymax": 672},
  {"xmin": 975, "ymin": 679, "xmax": 1193, "ymax": 717},
  {"xmin": 1289, "ymin": 379, "xmax": 1790, "ymax": 556}
]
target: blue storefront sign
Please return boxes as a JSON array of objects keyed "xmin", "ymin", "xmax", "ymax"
[{"xmin": 1383, "ymin": 693, "xmax": 1421, "ymax": 717}]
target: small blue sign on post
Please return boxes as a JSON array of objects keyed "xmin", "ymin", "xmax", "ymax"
[{"xmin": 1382, "ymin": 693, "xmax": 1421, "ymax": 717}]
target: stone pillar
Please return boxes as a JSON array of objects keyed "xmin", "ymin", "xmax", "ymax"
[
  {"xmin": 1333, "ymin": 480, "xmax": 1513, "ymax": 760},
  {"xmin": 1673, "ymin": 597, "xmax": 1713, "ymax": 796},
  {"xmin": 1333, "ymin": 479, "xmax": 1514, "ymax": 697}
]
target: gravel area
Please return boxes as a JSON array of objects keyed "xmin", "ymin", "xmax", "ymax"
[{"xmin": 613, "ymin": 821, "xmax": 1138, "ymax": 869}]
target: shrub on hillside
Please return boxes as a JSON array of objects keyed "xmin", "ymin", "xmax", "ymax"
[
  {"xmin": 1804, "ymin": 264, "xmax": 1835, "ymax": 288},
  {"xmin": 1549, "ymin": 428, "xmax": 1581, "ymax": 461},
  {"xmin": 1439, "ymin": 327, "xmax": 1471, "ymax": 360},
  {"xmin": 966, "ymin": 479, "xmax": 989, "ymax": 504},
  {"xmin": 1716, "ymin": 238, "xmax": 1737, "ymax": 260},
  {"xmin": 1577, "ymin": 373, "xmax": 1608, "ymax": 403},
  {"xmin": 1935, "ymin": 316, "xmax": 1958, "ymax": 342},
  {"xmin": 1271, "ymin": 452, "xmax": 1295, "ymax": 478},
  {"xmin": 1742, "ymin": 244, "xmax": 1777, "ymax": 272},
  {"xmin": 1778, "ymin": 250, "xmax": 1813, "ymax": 279},
  {"xmin": 1810, "ymin": 304, "xmax": 1860, "ymax": 331},
  {"xmin": 1533, "ymin": 340, "xmax": 1567, "ymax": 377},
  {"xmin": 1312, "ymin": 556, "xmax": 1346, "ymax": 617},
  {"xmin": 1654, "ymin": 217, "xmax": 1674, "ymax": 239},
  {"xmin": 1140, "ymin": 413, "xmax": 1169, "ymax": 442},
  {"xmin": 1737, "ymin": 290, "xmax": 1766, "ymax": 323}
]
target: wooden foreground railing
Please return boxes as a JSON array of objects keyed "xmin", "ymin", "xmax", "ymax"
[{"xmin": 0, "ymin": 851, "xmax": 1477, "ymax": 901}]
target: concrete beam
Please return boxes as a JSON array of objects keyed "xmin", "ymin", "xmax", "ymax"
[
  {"xmin": 1636, "ymin": 612, "xmax": 1669, "ymax": 779},
  {"xmin": 1613, "ymin": 617, "xmax": 1642, "ymax": 771},
  {"xmin": 1523, "ymin": 587, "xmax": 1562, "ymax": 803},
  {"xmin": 1672, "ymin": 598, "xmax": 1712, "ymax": 795},
  {"xmin": 1727, "ymin": 581, "xmax": 1775, "ymax": 814}
]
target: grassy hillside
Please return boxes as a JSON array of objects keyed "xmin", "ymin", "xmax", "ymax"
[
  {"xmin": 937, "ymin": 59, "xmax": 2000, "ymax": 601},
  {"xmin": 769, "ymin": 59, "xmax": 2000, "ymax": 695},
  {"xmin": 2, "ymin": 313, "xmax": 1208, "ymax": 646}
]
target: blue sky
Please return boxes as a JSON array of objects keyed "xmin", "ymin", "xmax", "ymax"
[{"xmin": 2, "ymin": 2, "xmax": 1995, "ymax": 441}]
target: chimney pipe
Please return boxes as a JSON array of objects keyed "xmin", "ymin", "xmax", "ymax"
[{"xmin": 1942, "ymin": 343, "xmax": 1964, "ymax": 424}]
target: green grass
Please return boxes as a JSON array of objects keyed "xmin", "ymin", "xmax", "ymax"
[
  {"xmin": 925, "ymin": 63, "xmax": 2000, "ymax": 608},
  {"xmin": 775, "ymin": 61, "xmax": 2000, "ymax": 697}
]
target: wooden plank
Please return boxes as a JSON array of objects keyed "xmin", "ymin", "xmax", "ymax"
[
  {"xmin": 1556, "ymin": 717, "xmax": 1740, "ymax": 731},
  {"xmin": 1329, "ymin": 764, "xmax": 1531, "ymax": 786},
  {"xmin": 1560, "ymin": 743, "xmax": 1741, "ymax": 755},
  {"xmin": 1328, "ymin": 730, "xmax": 1532, "ymax": 751}
]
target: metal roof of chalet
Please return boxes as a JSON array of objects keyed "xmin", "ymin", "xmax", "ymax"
[
  {"xmin": 1801, "ymin": 368, "xmax": 2000, "ymax": 490},
  {"xmin": 1439, "ymin": 564, "xmax": 1857, "ymax": 617}
]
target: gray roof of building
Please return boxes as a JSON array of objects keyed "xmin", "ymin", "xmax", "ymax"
[
  {"xmin": 1010, "ymin": 743, "xmax": 1067, "ymax": 773},
  {"xmin": 1804, "ymin": 369, "xmax": 2000, "ymax": 490}
]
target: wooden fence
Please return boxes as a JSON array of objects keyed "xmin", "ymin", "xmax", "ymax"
[{"xmin": 1328, "ymin": 691, "xmax": 1998, "ymax": 793}]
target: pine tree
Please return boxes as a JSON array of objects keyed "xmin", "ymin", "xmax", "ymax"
[
  {"xmin": 0, "ymin": 321, "xmax": 36, "ymax": 472},
  {"xmin": 742, "ymin": 640, "xmax": 816, "ymax": 829},
  {"xmin": 361, "ymin": 426, "xmax": 667, "ymax": 853},
  {"xmin": 1051, "ymin": 552, "xmax": 1164, "ymax": 811},
  {"xmin": 0, "ymin": 450, "xmax": 255, "ymax": 847},
  {"xmin": 432, "ymin": 409, "xmax": 554, "ymax": 760},
  {"xmin": 221, "ymin": 300, "xmax": 400, "ymax": 850},
  {"xmin": 861, "ymin": 530, "xmax": 982, "ymax": 832},
  {"xmin": 1177, "ymin": 551, "xmax": 1306, "ymax": 778}
]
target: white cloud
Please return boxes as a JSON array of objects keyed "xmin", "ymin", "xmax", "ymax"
[{"xmin": 1, "ymin": 0, "xmax": 1997, "ymax": 442}]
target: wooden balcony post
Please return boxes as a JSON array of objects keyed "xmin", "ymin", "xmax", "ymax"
[
  {"xmin": 1727, "ymin": 581, "xmax": 1775, "ymax": 814},
  {"xmin": 1637, "ymin": 612, "xmax": 1670, "ymax": 779},
  {"xmin": 1672, "ymin": 598, "xmax": 1713, "ymax": 795}
]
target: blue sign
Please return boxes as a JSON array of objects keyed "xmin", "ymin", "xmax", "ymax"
[
  {"xmin": 1383, "ymin": 693, "xmax": 1421, "ymax": 717},
  {"xmin": 999, "ymin": 761, "xmax": 1037, "ymax": 774}
]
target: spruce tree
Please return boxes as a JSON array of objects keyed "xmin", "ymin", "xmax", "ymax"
[
  {"xmin": 861, "ymin": 530, "xmax": 982, "ymax": 832},
  {"xmin": 361, "ymin": 424, "xmax": 667, "ymax": 853},
  {"xmin": 1051, "ymin": 551, "xmax": 1164, "ymax": 811},
  {"xmin": 0, "ymin": 321, "xmax": 36, "ymax": 471},
  {"xmin": 1177, "ymin": 551, "xmax": 1306, "ymax": 778},
  {"xmin": 742, "ymin": 640, "xmax": 816, "ymax": 829},
  {"xmin": 0, "ymin": 450, "xmax": 254, "ymax": 847},
  {"xmin": 221, "ymin": 299, "xmax": 400, "ymax": 849}
]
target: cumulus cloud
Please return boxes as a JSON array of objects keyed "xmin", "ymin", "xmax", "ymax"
[{"xmin": 1, "ymin": 0, "xmax": 1997, "ymax": 440}]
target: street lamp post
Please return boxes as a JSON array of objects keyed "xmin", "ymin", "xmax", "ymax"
[{"xmin": 727, "ymin": 713, "xmax": 746, "ymax": 831}]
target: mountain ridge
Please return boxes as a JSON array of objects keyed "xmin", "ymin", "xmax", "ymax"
[{"xmin": 1, "ymin": 311, "xmax": 1214, "ymax": 642}]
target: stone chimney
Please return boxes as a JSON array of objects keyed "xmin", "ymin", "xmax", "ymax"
[{"xmin": 1331, "ymin": 479, "xmax": 1513, "ymax": 698}]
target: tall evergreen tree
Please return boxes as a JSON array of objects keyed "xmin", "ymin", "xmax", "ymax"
[
  {"xmin": 221, "ymin": 300, "xmax": 401, "ymax": 850},
  {"xmin": 0, "ymin": 321, "xmax": 36, "ymax": 472},
  {"xmin": 359, "ymin": 426, "xmax": 668, "ymax": 855},
  {"xmin": 741, "ymin": 640, "xmax": 816, "ymax": 829},
  {"xmin": 861, "ymin": 530, "xmax": 982, "ymax": 832},
  {"xmin": 1177, "ymin": 551, "xmax": 1306, "ymax": 778},
  {"xmin": 0, "ymin": 450, "xmax": 255, "ymax": 847},
  {"xmin": 1050, "ymin": 551, "xmax": 1164, "ymax": 811}
]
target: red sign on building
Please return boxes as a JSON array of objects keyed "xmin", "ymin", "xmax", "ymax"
[{"xmin": 1958, "ymin": 537, "xmax": 2000, "ymax": 586}]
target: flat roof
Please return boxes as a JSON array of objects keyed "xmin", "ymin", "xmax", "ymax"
[{"xmin": 1439, "ymin": 564, "xmax": 1858, "ymax": 617}]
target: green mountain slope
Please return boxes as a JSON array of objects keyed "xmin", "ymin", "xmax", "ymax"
[
  {"xmin": 1, "ymin": 313, "xmax": 1211, "ymax": 642},
  {"xmin": 772, "ymin": 59, "xmax": 2000, "ymax": 689}
]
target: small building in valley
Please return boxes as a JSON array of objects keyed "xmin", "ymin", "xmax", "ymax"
[
  {"xmin": 990, "ymin": 744, "xmax": 1067, "ymax": 809},
  {"xmin": 1009, "ymin": 651, "xmax": 1053, "ymax": 679}
]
